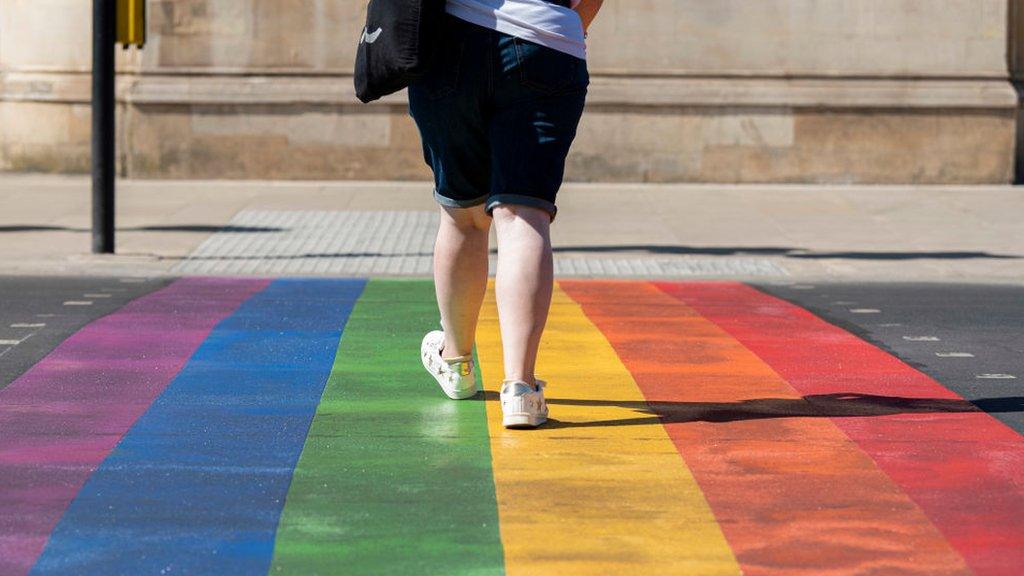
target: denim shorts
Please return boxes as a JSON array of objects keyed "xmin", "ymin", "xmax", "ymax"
[{"xmin": 408, "ymin": 14, "xmax": 589, "ymax": 222}]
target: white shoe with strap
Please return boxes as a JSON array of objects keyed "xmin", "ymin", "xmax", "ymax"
[
  {"xmin": 421, "ymin": 330, "xmax": 478, "ymax": 400},
  {"xmin": 500, "ymin": 379, "xmax": 549, "ymax": 429}
]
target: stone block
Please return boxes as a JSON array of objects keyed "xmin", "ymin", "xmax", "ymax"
[
  {"xmin": 568, "ymin": 108, "xmax": 1015, "ymax": 184},
  {"xmin": 0, "ymin": 101, "xmax": 91, "ymax": 173},
  {"xmin": 0, "ymin": 0, "xmax": 92, "ymax": 70},
  {"xmin": 124, "ymin": 103, "xmax": 430, "ymax": 179},
  {"xmin": 142, "ymin": 0, "xmax": 362, "ymax": 71},
  {"xmin": 587, "ymin": 0, "xmax": 1008, "ymax": 76},
  {"xmin": 110, "ymin": 97, "xmax": 1012, "ymax": 184}
]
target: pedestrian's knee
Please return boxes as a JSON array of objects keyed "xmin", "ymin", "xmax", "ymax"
[
  {"xmin": 442, "ymin": 205, "xmax": 491, "ymax": 233},
  {"xmin": 491, "ymin": 204, "xmax": 550, "ymax": 227}
]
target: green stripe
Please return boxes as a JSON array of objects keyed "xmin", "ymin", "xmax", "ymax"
[{"xmin": 270, "ymin": 279, "xmax": 505, "ymax": 575}]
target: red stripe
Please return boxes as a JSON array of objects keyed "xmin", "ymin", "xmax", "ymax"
[
  {"xmin": 655, "ymin": 281, "xmax": 1024, "ymax": 575},
  {"xmin": 562, "ymin": 280, "xmax": 970, "ymax": 575}
]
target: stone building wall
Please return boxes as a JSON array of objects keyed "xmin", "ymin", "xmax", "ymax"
[{"xmin": 0, "ymin": 0, "xmax": 1020, "ymax": 183}]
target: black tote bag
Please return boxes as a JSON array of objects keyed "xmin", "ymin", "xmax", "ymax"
[{"xmin": 354, "ymin": 0, "xmax": 446, "ymax": 103}]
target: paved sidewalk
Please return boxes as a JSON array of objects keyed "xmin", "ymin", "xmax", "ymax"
[{"xmin": 1, "ymin": 175, "xmax": 1021, "ymax": 283}]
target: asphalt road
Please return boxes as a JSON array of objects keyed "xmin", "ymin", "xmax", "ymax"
[
  {"xmin": 756, "ymin": 282, "xmax": 1024, "ymax": 435},
  {"xmin": 0, "ymin": 276, "xmax": 171, "ymax": 391}
]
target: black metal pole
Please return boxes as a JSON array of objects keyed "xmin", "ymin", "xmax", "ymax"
[{"xmin": 91, "ymin": 0, "xmax": 115, "ymax": 254}]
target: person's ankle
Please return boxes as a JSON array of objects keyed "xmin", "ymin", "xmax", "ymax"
[
  {"xmin": 440, "ymin": 345, "xmax": 472, "ymax": 363},
  {"xmin": 503, "ymin": 376, "xmax": 537, "ymax": 390}
]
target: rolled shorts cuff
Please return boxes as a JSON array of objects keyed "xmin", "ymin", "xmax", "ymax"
[
  {"xmin": 485, "ymin": 194, "xmax": 558, "ymax": 222},
  {"xmin": 434, "ymin": 188, "xmax": 488, "ymax": 209}
]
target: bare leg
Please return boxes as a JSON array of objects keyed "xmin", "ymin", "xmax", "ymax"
[
  {"xmin": 434, "ymin": 204, "xmax": 491, "ymax": 360},
  {"xmin": 492, "ymin": 205, "xmax": 553, "ymax": 388}
]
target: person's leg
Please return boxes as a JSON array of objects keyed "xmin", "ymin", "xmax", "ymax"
[
  {"xmin": 434, "ymin": 204, "xmax": 492, "ymax": 360},
  {"xmin": 492, "ymin": 204, "xmax": 553, "ymax": 387},
  {"xmin": 407, "ymin": 17, "xmax": 490, "ymax": 363},
  {"xmin": 484, "ymin": 35, "xmax": 588, "ymax": 391},
  {"xmin": 407, "ymin": 16, "xmax": 496, "ymax": 398}
]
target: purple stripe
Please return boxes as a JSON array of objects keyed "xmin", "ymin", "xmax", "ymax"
[{"xmin": 0, "ymin": 277, "xmax": 270, "ymax": 576}]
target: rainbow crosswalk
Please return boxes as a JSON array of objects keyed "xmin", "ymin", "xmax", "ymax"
[{"xmin": 1, "ymin": 278, "xmax": 1022, "ymax": 575}]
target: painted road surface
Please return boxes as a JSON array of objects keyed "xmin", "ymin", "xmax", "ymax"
[{"xmin": 0, "ymin": 277, "xmax": 1021, "ymax": 575}]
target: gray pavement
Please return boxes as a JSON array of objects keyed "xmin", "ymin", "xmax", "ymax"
[{"xmin": 0, "ymin": 175, "xmax": 1021, "ymax": 283}]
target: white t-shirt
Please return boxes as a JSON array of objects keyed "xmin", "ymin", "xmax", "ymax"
[{"xmin": 446, "ymin": 0, "xmax": 587, "ymax": 60}]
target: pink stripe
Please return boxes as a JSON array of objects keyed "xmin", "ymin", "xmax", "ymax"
[{"xmin": 0, "ymin": 277, "xmax": 270, "ymax": 575}]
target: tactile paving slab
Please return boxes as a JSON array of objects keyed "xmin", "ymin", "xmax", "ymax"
[
  {"xmin": 173, "ymin": 211, "xmax": 437, "ymax": 276},
  {"xmin": 173, "ymin": 210, "xmax": 788, "ymax": 277}
]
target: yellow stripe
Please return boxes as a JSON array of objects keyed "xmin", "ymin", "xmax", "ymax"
[{"xmin": 477, "ymin": 281, "xmax": 741, "ymax": 575}]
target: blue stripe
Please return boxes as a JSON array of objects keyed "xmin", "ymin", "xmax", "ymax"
[{"xmin": 32, "ymin": 278, "xmax": 367, "ymax": 575}]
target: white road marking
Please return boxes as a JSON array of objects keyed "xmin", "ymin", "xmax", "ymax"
[
  {"xmin": 850, "ymin": 308, "xmax": 881, "ymax": 314},
  {"xmin": 976, "ymin": 374, "xmax": 1016, "ymax": 380},
  {"xmin": 83, "ymin": 293, "xmax": 113, "ymax": 298},
  {"xmin": 833, "ymin": 301, "xmax": 857, "ymax": 305},
  {"xmin": 903, "ymin": 336, "xmax": 940, "ymax": 342},
  {"xmin": 877, "ymin": 323, "xmax": 903, "ymax": 327},
  {"xmin": 36, "ymin": 314, "xmax": 57, "ymax": 318},
  {"xmin": 63, "ymin": 301, "xmax": 93, "ymax": 306},
  {"xmin": 0, "ymin": 332, "xmax": 33, "ymax": 359},
  {"xmin": 10, "ymin": 323, "xmax": 45, "ymax": 328},
  {"xmin": 0, "ymin": 339, "xmax": 21, "ymax": 346},
  {"xmin": 936, "ymin": 352, "xmax": 975, "ymax": 358}
]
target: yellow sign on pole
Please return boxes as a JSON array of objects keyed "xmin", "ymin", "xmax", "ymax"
[{"xmin": 116, "ymin": 0, "xmax": 146, "ymax": 48}]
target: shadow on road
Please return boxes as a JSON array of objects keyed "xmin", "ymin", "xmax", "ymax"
[
  {"xmin": 3, "ymin": 226, "xmax": 1018, "ymax": 260},
  {"xmin": 550, "ymin": 244, "xmax": 1021, "ymax": 260},
  {"xmin": 0, "ymin": 225, "xmax": 283, "ymax": 233},
  {"xmin": 478, "ymin": 391, "xmax": 1024, "ymax": 429}
]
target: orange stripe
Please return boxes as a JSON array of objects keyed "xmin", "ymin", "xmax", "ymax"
[{"xmin": 561, "ymin": 280, "xmax": 970, "ymax": 575}]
